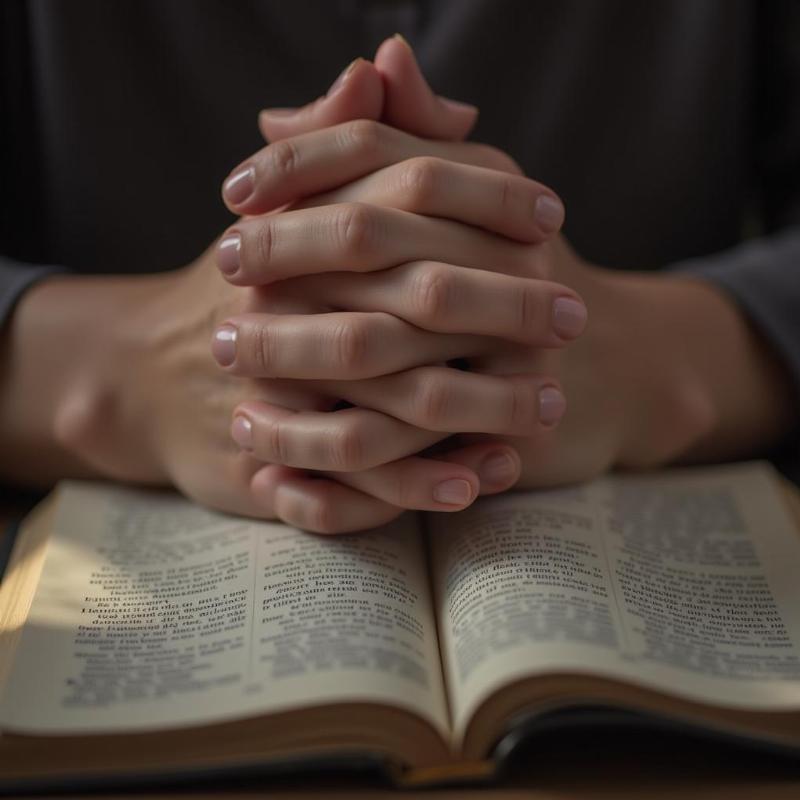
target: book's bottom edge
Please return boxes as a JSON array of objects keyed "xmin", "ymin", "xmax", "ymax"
[
  {"xmin": 0, "ymin": 751, "xmax": 498, "ymax": 796},
  {"xmin": 7, "ymin": 705, "xmax": 800, "ymax": 794}
]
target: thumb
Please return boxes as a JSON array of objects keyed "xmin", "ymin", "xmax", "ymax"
[
  {"xmin": 374, "ymin": 35, "xmax": 478, "ymax": 141},
  {"xmin": 258, "ymin": 58, "xmax": 384, "ymax": 142}
]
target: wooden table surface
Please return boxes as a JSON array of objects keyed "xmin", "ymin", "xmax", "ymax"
[{"xmin": 3, "ymin": 494, "xmax": 800, "ymax": 800}]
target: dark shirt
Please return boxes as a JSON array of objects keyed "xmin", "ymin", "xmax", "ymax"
[{"xmin": 2, "ymin": 0, "xmax": 800, "ymax": 474}]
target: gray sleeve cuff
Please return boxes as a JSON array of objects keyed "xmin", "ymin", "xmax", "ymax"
[{"xmin": 0, "ymin": 256, "xmax": 66, "ymax": 329}]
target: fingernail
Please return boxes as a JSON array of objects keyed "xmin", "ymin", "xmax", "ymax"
[
  {"xmin": 438, "ymin": 96, "xmax": 479, "ymax": 116},
  {"xmin": 231, "ymin": 416, "xmax": 253, "ymax": 450},
  {"xmin": 212, "ymin": 324, "xmax": 237, "ymax": 367},
  {"xmin": 552, "ymin": 297, "xmax": 588, "ymax": 339},
  {"xmin": 259, "ymin": 107, "xmax": 297, "ymax": 120},
  {"xmin": 539, "ymin": 386, "xmax": 566, "ymax": 427},
  {"xmin": 223, "ymin": 166, "xmax": 255, "ymax": 206},
  {"xmin": 393, "ymin": 33, "xmax": 411, "ymax": 48},
  {"xmin": 218, "ymin": 233, "xmax": 241, "ymax": 276},
  {"xmin": 478, "ymin": 452, "xmax": 518, "ymax": 486},
  {"xmin": 535, "ymin": 194, "xmax": 565, "ymax": 234},
  {"xmin": 327, "ymin": 58, "xmax": 360, "ymax": 98},
  {"xmin": 433, "ymin": 479, "xmax": 474, "ymax": 506}
]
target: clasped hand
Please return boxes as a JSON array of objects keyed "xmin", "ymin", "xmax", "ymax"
[
  {"xmin": 208, "ymin": 40, "xmax": 604, "ymax": 531},
  {"xmin": 86, "ymin": 38, "xmax": 736, "ymax": 534}
]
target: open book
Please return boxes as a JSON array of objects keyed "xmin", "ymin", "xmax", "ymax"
[{"xmin": 2, "ymin": 461, "xmax": 800, "ymax": 790}]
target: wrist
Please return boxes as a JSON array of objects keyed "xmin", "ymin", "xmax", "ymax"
[
  {"xmin": 597, "ymin": 270, "xmax": 717, "ymax": 469},
  {"xmin": 664, "ymin": 275, "xmax": 796, "ymax": 462},
  {"xmin": 605, "ymin": 270, "xmax": 795, "ymax": 468},
  {"xmin": 0, "ymin": 272, "xmax": 172, "ymax": 486}
]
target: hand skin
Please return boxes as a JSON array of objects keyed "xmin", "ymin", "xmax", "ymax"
[
  {"xmin": 0, "ymin": 41, "xmax": 568, "ymax": 532},
  {"xmin": 196, "ymin": 38, "xmax": 578, "ymax": 528},
  {"xmin": 257, "ymin": 36, "xmax": 481, "ymax": 144},
  {"xmin": 462, "ymin": 237, "xmax": 797, "ymax": 487},
  {"xmin": 0, "ymin": 272, "xmax": 170, "ymax": 487},
  {"xmin": 4, "ymin": 37, "xmax": 792, "ymax": 535},
  {"xmin": 0, "ymin": 256, "xmax": 264, "ymax": 504},
  {"xmin": 209, "ymin": 127, "xmax": 584, "ymax": 513},
  {"xmin": 220, "ymin": 152, "xmax": 796, "ymax": 491},
  {"xmin": 223, "ymin": 38, "xmax": 797, "ymax": 494},
  {"xmin": 0, "ymin": 241, "xmax": 536, "ymax": 531},
  {"xmin": 211, "ymin": 119, "xmax": 589, "ymax": 512}
]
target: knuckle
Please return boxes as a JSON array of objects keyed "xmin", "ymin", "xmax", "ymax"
[
  {"xmin": 341, "ymin": 118, "xmax": 385, "ymax": 158},
  {"xmin": 393, "ymin": 473, "xmax": 420, "ymax": 510},
  {"xmin": 330, "ymin": 317, "xmax": 369, "ymax": 373},
  {"xmin": 516, "ymin": 283, "xmax": 543, "ymax": 335},
  {"xmin": 415, "ymin": 372, "xmax": 450, "ymax": 427},
  {"xmin": 336, "ymin": 203, "xmax": 377, "ymax": 257},
  {"xmin": 410, "ymin": 262, "xmax": 453, "ymax": 321},
  {"xmin": 327, "ymin": 423, "xmax": 365, "ymax": 471},
  {"xmin": 401, "ymin": 157, "xmax": 442, "ymax": 209},
  {"xmin": 507, "ymin": 379, "xmax": 537, "ymax": 432},
  {"xmin": 264, "ymin": 417, "xmax": 290, "ymax": 464},
  {"xmin": 267, "ymin": 138, "xmax": 301, "ymax": 179},
  {"xmin": 250, "ymin": 323, "xmax": 272, "ymax": 374},
  {"xmin": 498, "ymin": 173, "xmax": 527, "ymax": 218},
  {"xmin": 306, "ymin": 494, "xmax": 340, "ymax": 534},
  {"xmin": 255, "ymin": 218, "xmax": 276, "ymax": 271}
]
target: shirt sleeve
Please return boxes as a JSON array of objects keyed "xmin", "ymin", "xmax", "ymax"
[{"xmin": 0, "ymin": 257, "xmax": 65, "ymax": 330}]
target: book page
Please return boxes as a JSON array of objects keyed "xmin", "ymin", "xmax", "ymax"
[
  {"xmin": 429, "ymin": 462, "xmax": 800, "ymax": 740},
  {"xmin": 0, "ymin": 482, "xmax": 449, "ymax": 739}
]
